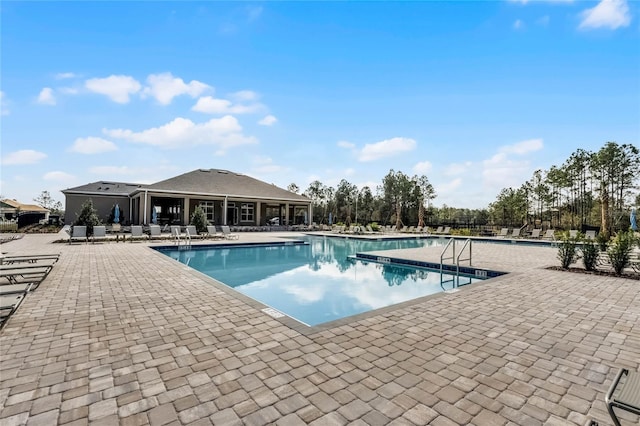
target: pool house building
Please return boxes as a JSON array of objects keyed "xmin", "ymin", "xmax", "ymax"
[{"xmin": 62, "ymin": 169, "xmax": 312, "ymax": 228}]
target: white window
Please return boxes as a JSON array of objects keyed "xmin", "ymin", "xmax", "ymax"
[
  {"xmin": 199, "ymin": 201, "xmax": 215, "ymax": 222},
  {"xmin": 240, "ymin": 203, "xmax": 254, "ymax": 222}
]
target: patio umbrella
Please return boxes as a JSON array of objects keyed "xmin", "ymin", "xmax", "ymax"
[
  {"xmin": 113, "ymin": 204, "xmax": 120, "ymax": 224},
  {"xmin": 152, "ymin": 207, "xmax": 158, "ymax": 225},
  {"xmin": 328, "ymin": 212, "xmax": 332, "ymax": 225},
  {"xmin": 303, "ymin": 210, "xmax": 307, "ymax": 225},
  {"xmin": 631, "ymin": 207, "xmax": 637, "ymax": 231}
]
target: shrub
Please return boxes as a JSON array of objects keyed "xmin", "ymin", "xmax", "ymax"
[
  {"xmin": 557, "ymin": 232, "xmax": 580, "ymax": 269},
  {"xmin": 74, "ymin": 199, "xmax": 101, "ymax": 235},
  {"xmin": 581, "ymin": 239, "xmax": 599, "ymax": 271},
  {"xmin": 596, "ymin": 232, "xmax": 610, "ymax": 252},
  {"xmin": 370, "ymin": 222, "xmax": 380, "ymax": 231},
  {"xmin": 190, "ymin": 206, "xmax": 209, "ymax": 233},
  {"xmin": 607, "ymin": 231, "xmax": 635, "ymax": 275}
]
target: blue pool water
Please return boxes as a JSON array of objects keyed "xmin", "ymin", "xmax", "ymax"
[{"xmin": 156, "ymin": 236, "xmax": 485, "ymax": 326}]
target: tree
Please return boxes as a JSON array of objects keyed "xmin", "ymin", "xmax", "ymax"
[
  {"xmin": 287, "ymin": 183, "xmax": 300, "ymax": 194},
  {"xmin": 415, "ymin": 175, "xmax": 436, "ymax": 228},
  {"xmin": 380, "ymin": 170, "xmax": 414, "ymax": 229},
  {"xmin": 335, "ymin": 179, "xmax": 357, "ymax": 226},
  {"xmin": 190, "ymin": 206, "xmax": 209, "ymax": 233},
  {"xmin": 74, "ymin": 199, "xmax": 101, "ymax": 235},
  {"xmin": 34, "ymin": 190, "xmax": 63, "ymax": 214}
]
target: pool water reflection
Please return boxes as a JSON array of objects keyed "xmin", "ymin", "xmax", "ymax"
[{"xmin": 157, "ymin": 236, "xmax": 484, "ymax": 326}]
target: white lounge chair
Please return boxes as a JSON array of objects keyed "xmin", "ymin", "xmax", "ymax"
[
  {"xmin": 129, "ymin": 225, "xmax": 148, "ymax": 242},
  {"xmin": 530, "ymin": 229, "xmax": 542, "ymax": 239},
  {"xmin": 149, "ymin": 225, "xmax": 163, "ymax": 239},
  {"xmin": 569, "ymin": 229, "xmax": 579, "ymax": 238},
  {"xmin": 543, "ymin": 229, "xmax": 556, "ymax": 240},
  {"xmin": 585, "ymin": 230, "xmax": 596, "ymax": 240},
  {"xmin": 185, "ymin": 226, "xmax": 202, "ymax": 239},
  {"xmin": 69, "ymin": 226, "xmax": 87, "ymax": 244},
  {"xmin": 91, "ymin": 226, "xmax": 107, "ymax": 243},
  {"xmin": 221, "ymin": 225, "xmax": 239, "ymax": 240},
  {"xmin": 206, "ymin": 226, "xmax": 223, "ymax": 239},
  {"xmin": 496, "ymin": 228, "xmax": 509, "ymax": 238}
]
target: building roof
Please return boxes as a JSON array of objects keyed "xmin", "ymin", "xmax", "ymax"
[
  {"xmin": 62, "ymin": 181, "xmax": 145, "ymax": 196},
  {"xmin": 144, "ymin": 169, "xmax": 310, "ymax": 202},
  {"xmin": 0, "ymin": 199, "xmax": 50, "ymax": 213}
]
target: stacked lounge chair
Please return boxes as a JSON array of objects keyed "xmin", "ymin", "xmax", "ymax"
[{"xmin": 0, "ymin": 252, "xmax": 60, "ymax": 328}]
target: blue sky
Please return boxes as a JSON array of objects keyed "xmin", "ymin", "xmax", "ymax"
[{"xmin": 1, "ymin": 1, "xmax": 638, "ymax": 209}]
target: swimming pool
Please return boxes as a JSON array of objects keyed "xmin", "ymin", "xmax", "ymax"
[{"xmin": 155, "ymin": 236, "xmax": 487, "ymax": 326}]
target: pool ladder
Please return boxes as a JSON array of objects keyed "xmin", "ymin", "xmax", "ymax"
[
  {"xmin": 173, "ymin": 228, "xmax": 192, "ymax": 247},
  {"xmin": 439, "ymin": 238, "xmax": 472, "ymax": 291}
]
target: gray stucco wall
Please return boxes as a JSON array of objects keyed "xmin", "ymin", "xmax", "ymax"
[{"xmin": 64, "ymin": 194, "xmax": 130, "ymax": 225}]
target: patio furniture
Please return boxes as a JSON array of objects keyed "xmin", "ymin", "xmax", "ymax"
[
  {"xmin": 496, "ymin": 228, "xmax": 509, "ymax": 238},
  {"xmin": 91, "ymin": 225, "xmax": 107, "ymax": 243},
  {"xmin": 530, "ymin": 229, "xmax": 542, "ymax": 239},
  {"xmin": 186, "ymin": 226, "xmax": 203, "ymax": 239},
  {"xmin": 543, "ymin": 229, "xmax": 556, "ymax": 240},
  {"xmin": 569, "ymin": 229, "xmax": 579, "ymax": 238},
  {"xmin": 585, "ymin": 230, "xmax": 597, "ymax": 240},
  {"xmin": 605, "ymin": 368, "xmax": 640, "ymax": 426},
  {"xmin": 206, "ymin": 226, "xmax": 224, "ymax": 239},
  {"xmin": 0, "ymin": 253, "xmax": 60, "ymax": 265},
  {"xmin": 0, "ymin": 289, "xmax": 30, "ymax": 329},
  {"xmin": 149, "ymin": 225, "xmax": 163, "ymax": 239},
  {"xmin": 221, "ymin": 226, "xmax": 239, "ymax": 240},
  {"xmin": 129, "ymin": 226, "xmax": 148, "ymax": 242},
  {"xmin": 69, "ymin": 226, "xmax": 87, "ymax": 244}
]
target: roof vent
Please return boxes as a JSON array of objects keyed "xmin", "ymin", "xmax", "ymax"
[
  {"xmin": 217, "ymin": 170, "xmax": 228, "ymax": 174},
  {"xmin": 199, "ymin": 169, "xmax": 210, "ymax": 173}
]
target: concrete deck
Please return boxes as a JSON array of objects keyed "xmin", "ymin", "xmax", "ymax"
[{"xmin": 1, "ymin": 232, "xmax": 639, "ymax": 425}]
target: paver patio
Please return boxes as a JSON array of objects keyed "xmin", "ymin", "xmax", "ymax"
[{"xmin": 1, "ymin": 232, "xmax": 639, "ymax": 425}]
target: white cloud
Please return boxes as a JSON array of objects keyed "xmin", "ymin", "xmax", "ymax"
[
  {"xmin": 443, "ymin": 162, "xmax": 472, "ymax": 176},
  {"xmin": 579, "ymin": 0, "xmax": 631, "ymax": 30},
  {"xmin": 1, "ymin": 149, "xmax": 47, "ymax": 165},
  {"xmin": 513, "ymin": 19, "xmax": 525, "ymax": 30},
  {"xmin": 37, "ymin": 87, "xmax": 56, "ymax": 105},
  {"xmin": 43, "ymin": 171, "xmax": 75, "ymax": 182},
  {"xmin": 89, "ymin": 166, "xmax": 133, "ymax": 175},
  {"xmin": 105, "ymin": 115, "xmax": 257, "ymax": 150},
  {"xmin": 55, "ymin": 72, "xmax": 77, "ymax": 80},
  {"xmin": 358, "ymin": 137, "xmax": 417, "ymax": 162},
  {"xmin": 482, "ymin": 153, "xmax": 531, "ymax": 189},
  {"xmin": 250, "ymin": 156, "xmax": 288, "ymax": 174},
  {"xmin": 85, "ymin": 75, "xmax": 141, "ymax": 103},
  {"xmin": 59, "ymin": 87, "xmax": 80, "ymax": 95},
  {"xmin": 258, "ymin": 115, "xmax": 277, "ymax": 126},
  {"xmin": 230, "ymin": 90, "xmax": 259, "ymax": 102},
  {"xmin": 192, "ymin": 95, "xmax": 262, "ymax": 114},
  {"xmin": 499, "ymin": 138, "xmax": 544, "ymax": 155},
  {"xmin": 436, "ymin": 178, "xmax": 463, "ymax": 194},
  {"xmin": 413, "ymin": 161, "xmax": 433, "ymax": 175},
  {"xmin": 337, "ymin": 141, "xmax": 356, "ymax": 149},
  {"xmin": 142, "ymin": 73, "xmax": 210, "ymax": 105},
  {"xmin": 69, "ymin": 137, "xmax": 118, "ymax": 154},
  {"xmin": 0, "ymin": 91, "xmax": 8, "ymax": 115}
]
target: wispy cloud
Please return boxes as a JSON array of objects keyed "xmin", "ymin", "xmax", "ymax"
[
  {"xmin": 413, "ymin": 161, "xmax": 433, "ymax": 174},
  {"xmin": 43, "ymin": 171, "xmax": 75, "ymax": 182},
  {"xmin": 105, "ymin": 116, "xmax": 257, "ymax": 151},
  {"xmin": 358, "ymin": 137, "xmax": 417, "ymax": 162},
  {"xmin": 55, "ymin": 72, "xmax": 78, "ymax": 80},
  {"xmin": 192, "ymin": 95, "xmax": 262, "ymax": 114},
  {"xmin": 513, "ymin": 19, "xmax": 525, "ymax": 30},
  {"xmin": 482, "ymin": 138, "xmax": 544, "ymax": 189},
  {"xmin": 1, "ymin": 149, "xmax": 47, "ymax": 165},
  {"xmin": 69, "ymin": 137, "xmax": 118, "ymax": 154},
  {"xmin": 499, "ymin": 138, "xmax": 543, "ymax": 155},
  {"xmin": 579, "ymin": 0, "xmax": 631, "ymax": 30},
  {"xmin": 258, "ymin": 115, "xmax": 277, "ymax": 126},
  {"xmin": 85, "ymin": 75, "xmax": 142, "ymax": 103},
  {"xmin": 142, "ymin": 73, "xmax": 210, "ymax": 105},
  {"xmin": 37, "ymin": 87, "xmax": 56, "ymax": 105}
]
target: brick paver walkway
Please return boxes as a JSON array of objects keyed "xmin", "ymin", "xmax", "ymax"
[{"xmin": 1, "ymin": 232, "xmax": 639, "ymax": 425}]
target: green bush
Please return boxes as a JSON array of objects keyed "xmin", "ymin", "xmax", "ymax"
[
  {"xmin": 190, "ymin": 206, "xmax": 209, "ymax": 233},
  {"xmin": 74, "ymin": 199, "xmax": 101, "ymax": 235},
  {"xmin": 596, "ymin": 232, "xmax": 610, "ymax": 252},
  {"xmin": 581, "ymin": 239, "xmax": 599, "ymax": 271},
  {"xmin": 370, "ymin": 222, "xmax": 380, "ymax": 231},
  {"xmin": 557, "ymin": 232, "xmax": 580, "ymax": 269},
  {"xmin": 607, "ymin": 231, "xmax": 635, "ymax": 275}
]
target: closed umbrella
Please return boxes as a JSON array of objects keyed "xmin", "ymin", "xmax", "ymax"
[
  {"xmin": 113, "ymin": 204, "xmax": 120, "ymax": 224},
  {"xmin": 631, "ymin": 207, "xmax": 637, "ymax": 231},
  {"xmin": 152, "ymin": 208, "xmax": 158, "ymax": 225},
  {"xmin": 328, "ymin": 212, "xmax": 332, "ymax": 225}
]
